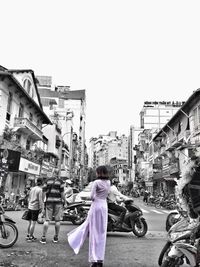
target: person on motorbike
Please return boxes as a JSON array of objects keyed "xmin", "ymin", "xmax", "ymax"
[
  {"xmin": 107, "ymin": 178, "xmax": 129, "ymax": 228},
  {"xmin": 64, "ymin": 179, "xmax": 73, "ymax": 204}
]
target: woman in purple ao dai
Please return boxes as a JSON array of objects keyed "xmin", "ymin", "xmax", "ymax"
[{"xmin": 67, "ymin": 165, "xmax": 111, "ymax": 267}]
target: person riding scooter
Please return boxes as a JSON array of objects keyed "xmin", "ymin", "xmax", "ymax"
[
  {"xmin": 64, "ymin": 180, "xmax": 74, "ymax": 204},
  {"xmin": 107, "ymin": 178, "xmax": 129, "ymax": 228}
]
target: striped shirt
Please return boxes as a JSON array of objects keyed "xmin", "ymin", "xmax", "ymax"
[{"xmin": 43, "ymin": 177, "xmax": 64, "ymax": 204}]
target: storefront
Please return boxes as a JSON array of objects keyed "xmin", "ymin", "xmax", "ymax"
[{"xmin": 7, "ymin": 157, "xmax": 41, "ymax": 199}]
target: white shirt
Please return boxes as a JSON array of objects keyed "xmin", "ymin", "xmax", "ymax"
[{"xmin": 107, "ymin": 185, "xmax": 128, "ymax": 203}]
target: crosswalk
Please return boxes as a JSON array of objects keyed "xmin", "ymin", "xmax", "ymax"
[{"xmin": 141, "ymin": 208, "xmax": 172, "ymax": 215}]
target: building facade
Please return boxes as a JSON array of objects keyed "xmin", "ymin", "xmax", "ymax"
[{"xmin": 0, "ymin": 67, "xmax": 51, "ymax": 198}]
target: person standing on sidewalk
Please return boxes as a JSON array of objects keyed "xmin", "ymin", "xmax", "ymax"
[
  {"xmin": 67, "ymin": 165, "xmax": 111, "ymax": 267},
  {"xmin": 40, "ymin": 169, "xmax": 66, "ymax": 244},
  {"xmin": 26, "ymin": 177, "xmax": 44, "ymax": 242}
]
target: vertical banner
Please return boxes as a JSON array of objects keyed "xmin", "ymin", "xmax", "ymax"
[{"xmin": 0, "ymin": 149, "xmax": 9, "ymax": 194}]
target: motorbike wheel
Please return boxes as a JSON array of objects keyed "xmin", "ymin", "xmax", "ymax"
[
  {"xmin": 165, "ymin": 212, "xmax": 179, "ymax": 232},
  {"xmin": 158, "ymin": 241, "xmax": 172, "ymax": 266},
  {"xmin": 71, "ymin": 210, "xmax": 87, "ymax": 225},
  {"xmin": 0, "ymin": 222, "xmax": 18, "ymax": 248},
  {"xmin": 132, "ymin": 217, "xmax": 148, "ymax": 237},
  {"xmin": 71, "ymin": 217, "xmax": 85, "ymax": 225},
  {"xmin": 155, "ymin": 203, "xmax": 161, "ymax": 209}
]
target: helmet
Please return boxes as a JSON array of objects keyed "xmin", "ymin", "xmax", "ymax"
[
  {"xmin": 65, "ymin": 179, "xmax": 72, "ymax": 185},
  {"xmin": 112, "ymin": 178, "xmax": 119, "ymax": 185}
]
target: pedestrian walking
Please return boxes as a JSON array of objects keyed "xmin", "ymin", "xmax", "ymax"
[
  {"xmin": 67, "ymin": 165, "xmax": 111, "ymax": 267},
  {"xmin": 40, "ymin": 169, "xmax": 66, "ymax": 244},
  {"xmin": 143, "ymin": 189, "xmax": 149, "ymax": 203},
  {"xmin": 26, "ymin": 177, "xmax": 44, "ymax": 242}
]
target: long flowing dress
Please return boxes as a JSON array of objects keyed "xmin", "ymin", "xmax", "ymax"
[{"xmin": 67, "ymin": 179, "xmax": 111, "ymax": 263}]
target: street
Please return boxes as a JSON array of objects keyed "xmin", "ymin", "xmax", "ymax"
[{"xmin": 0, "ymin": 198, "xmax": 174, "ymax": 267}]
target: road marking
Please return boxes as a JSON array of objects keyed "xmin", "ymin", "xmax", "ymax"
[
  {"xmin": 161, "ymin": 210, "xmax": 171, "ymax": 214},
  {"xmin": 150, "ymin": 209, "xmax": 164, "ymax": 214},
  {"xmin": 141, "ymin": 208, "xmax": 172, "ymax": 215},
  {"xmin": 141, "ymin": 208, "xmax": 149, "ymax": 213}
]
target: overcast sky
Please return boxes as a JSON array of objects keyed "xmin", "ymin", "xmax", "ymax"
[{"xmin": 1, "ymin": 0, "xmax": 200, "ymax": 142}]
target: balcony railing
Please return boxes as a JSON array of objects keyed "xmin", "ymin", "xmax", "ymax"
[{"xmin": 14, "ymin": 117, "xmax": 43, "ymax": 140}]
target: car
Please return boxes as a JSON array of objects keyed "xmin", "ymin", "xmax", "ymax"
[{"xmin": 75, "ymin": 182, "xmax": 93, "ymax": 209}]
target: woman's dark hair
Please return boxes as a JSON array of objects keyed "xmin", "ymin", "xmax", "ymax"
[{"xmin": 96, "ymin": 165, "xmax": 109, "ymax": 179}]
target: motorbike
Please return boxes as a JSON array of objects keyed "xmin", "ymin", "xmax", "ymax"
[
  {"xmin": 37, "ymin": 201, "xmax": 88, "ymax": 225},
  {"xmin": 165, "ymin": 203, "xmax": 188, "ymax": 232},
  {"xmin": 0, "ymin": 202, "xmax": 18, "ymax": 248},
  {"xmin": 158, "ymin": 215, "xmax": 200, "ymax": 267},
  {"xmin": 107, "ymin": 199, "xmax": 148, "ymax": 237}
]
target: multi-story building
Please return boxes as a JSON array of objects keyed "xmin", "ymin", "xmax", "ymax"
[
  {"xmin": 151, "ymin": 89, "xmax": 200, "ymax": 195},
  {"xmin": 88, "ymin": 132, "xmax": 118, "ymax": 169},
  {"xmin": 88, "ymin": 131, "xmax": 129, "ymax": 183},
  {"xmin": 128, "ymin": 126, "xmax": 143, "ymax": 182},
  {"xmin": 37, "ymin": 76, "xmax": 87, "ymax": 186},
  {"xmin": 140, "ymin": 101, "xmax": 185, "ymax": 129},
  {"xmin": 129, "ymin": 101, "xmax": 184, "ymax": 188},
  {"xmin": 0, "ymin": 66, "xmax": 51, "ymax": 197},
  {"xmin": 134, "ymin": 89, "xmax": 200, "ymax": 196},
  {"xmin": 110, "ymin": 157, "xmax": 128, "ymax": 185}
]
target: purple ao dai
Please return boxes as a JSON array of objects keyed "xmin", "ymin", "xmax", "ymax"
[{"xmin": 67, "ymin": 179, "xmax": 111, "ymax": 263}]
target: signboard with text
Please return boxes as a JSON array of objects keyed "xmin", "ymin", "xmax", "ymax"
[{"xmin": 19, "ymin": 157, "xmax": 40, "ymax": 175}]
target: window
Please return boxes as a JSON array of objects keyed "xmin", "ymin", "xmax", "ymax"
[
  {"xmin": 24, "ymin": 79, "xmax": 32, "ymax": 94},
  {"xmin": 59, "ymin": 99, "xmax": 64, "ymax": 108},
  {"xmin": 6, "ymin": 92, "xmax": 12, "ymax": 122},
  {"xmin": 26, "ymin": 138, "xmax": 31, "ymax": 150},
  {"xmin": 29, "ymin": 113, "xmax": 33, "ymax": 122},
  {"xmin": 18, "ymin": 103, "xmax": 24, "ymax": 117},
  {"xmin": 23, "ymin": 77, "xmax": 34, "ymax": 98},
  {"xmin": 193, "ymin": 105, "xmax": 200, "ymax": 129}
]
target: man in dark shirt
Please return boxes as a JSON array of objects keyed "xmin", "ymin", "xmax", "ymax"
[{"xmin": 40, "ymin": 169, "xmax": 66, "ymax": 244}]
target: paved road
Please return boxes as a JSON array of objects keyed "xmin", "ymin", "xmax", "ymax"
[{"xmin": 0, "ymin": 200, "xmax": 182, "ymax": 267}]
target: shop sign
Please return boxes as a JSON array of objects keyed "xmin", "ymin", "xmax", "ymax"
[
  {"xmin": 145, "ymin": 181, "xmax": 153, "ymax": 186},
  {"xmin": 19, "ymin": 157, "xmax": 40, "ymax": 175},
  {"xmin": 0, "ymin": 150, "xmax": 9, "ymax": 188},
  {"xmin": 40, "ymin": 160, "xmax": 50, "ymax": 175}
]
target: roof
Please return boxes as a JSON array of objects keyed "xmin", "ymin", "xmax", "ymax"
[
  {"xmin": 8, "ymin": 69, "xmax": 44, "ymax": 111},
  {"xmin": 39, "ymin": 88, "xmax": 86, "ymax": 100},
  {"xmin": 0, "ymin": 71, "xmax": 52, "ymax": 125},
  {"xmin": 153, "ymin": 88, "xmax": 200, "ymax": 140}
]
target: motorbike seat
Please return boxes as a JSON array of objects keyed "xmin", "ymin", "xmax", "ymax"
[
  {"xmin": 67, "ymin": 201, "xmax": 85, "ymax": 208},
  {"xmin": 108, "ymin": 208, "xmax": 121, "ymax": 216}
]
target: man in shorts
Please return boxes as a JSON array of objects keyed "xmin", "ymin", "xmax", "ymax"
[
  {"xmin": 40, "ymin": 169, "xmax": 66, "ymax": 244},
  {"xmin": 26, "ymin": 177, "xmax": 44, "ymax": 242}
]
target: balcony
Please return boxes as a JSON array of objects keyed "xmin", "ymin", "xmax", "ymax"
[{"xmin": 14, "ymin": 117, "xmax": 43, "ymax": 140}]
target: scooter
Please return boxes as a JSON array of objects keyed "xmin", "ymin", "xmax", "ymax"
[
  {"xmin": 165, "ymin": 203, "xmax": 188, "ymax": 232},
  {"xmin": 37, "ymin": 201, "xmax": 88, "ymax": 225},
  {"xmin": 107, "ymin": 199, "xmax": 148, "ymax": 237},
  {"xmin": 0, "ymin": 201, "xmax": 18, "ymax": 248},
  {"xmin": 62, "ymin": 201, "xmax": 88, "ymax": 225},
  {"xmin": 158, "ymin": 215, "xmax": 200, "ymax": 266}
]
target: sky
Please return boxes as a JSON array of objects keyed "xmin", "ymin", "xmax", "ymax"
[{"xmin": 1, "ymin": 0, "xmax": 200, "ymax": 143}]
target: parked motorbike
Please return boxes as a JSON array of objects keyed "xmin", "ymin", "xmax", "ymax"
[
  {"xmin": 37, "ymin": 201, "xmax": 88, "ymax": 225},
  {"xmin": 158, "ymin": 215, "xmax": 200, "ymax": 267},
  {"xmin": 107, "ymin": 199, "xmax": 148, "ymax": 237},
  {"xmin": 165, "ymin": 203, "xmax": 188, "ymax": 232},
  {"xmin": 0, "ymin": 202, "xmax": 18, "ymax": 248}
]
